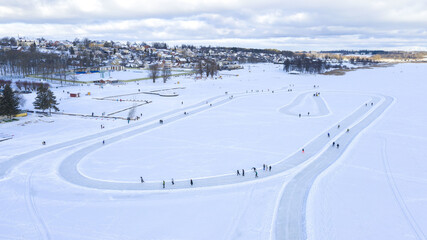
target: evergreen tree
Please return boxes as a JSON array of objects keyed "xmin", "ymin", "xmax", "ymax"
[
  {"xmin": 0, "ymin": 84, "xmax": 20, "ymax": 118},
  {"xmin": 33, "ymin": 85, "xmax": 59, "ymax": 115}
]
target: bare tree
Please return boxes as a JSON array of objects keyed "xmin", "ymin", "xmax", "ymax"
[
  {"xmin": 162, "ymin": 65, "xmax": 171, "ymax": 83},
  {"xmin": 149, "ymin": 64, "xmax": 159, "ymax": 83}
]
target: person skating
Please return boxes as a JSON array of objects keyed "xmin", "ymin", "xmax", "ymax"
[
  {"xmin": 332, "ymin": 142, "xmax": 335, "ymax": 147},
  {"xmin": 337, "ymin": 144, "xmax": 340, "ymax": 149},
  {"xmin": 242, "ymin": 169, "xmax": 245, "ymax": 176},
  {"xmin": 102, "ymin": 140, "xmax": 105, "ymax": 145},
  {"xmin": 302, "ymin": 148, "xmax": 305, "ymax": 153},
  {"xmin": 255, "ymin": 171, "xmax": 258, "ymax": 178},
  {"xmin": 338, "ymin": 124, "xmax": 340, "ymax": 129},
  {"xmin": 263, "ymin": 164, "xmax": 266, "ymax": 170},
  {"xmin": 190, "ymin": 179, "xmax": 193, "ymax": 186},
  {"xmin": 171, "ymin": 178, "xmax": 174, "ymax": 185},
  {"xmin": 237, "ymin": 170, "xmax": 240, "ymax": 176},
  {"xmin": 140, "ymin": 177, "xmax": 144, "ymax": 183},
  {"xmin": 163, "ymin": 180, "xmax": 165, "ymax": 188},
  {"xmin": 299, "ymin": 114, "xmax": 301, "ymax": 118},
  {"xmin": 347, "ymin": 128, "xmax": 350, "ymax": 133},
  {"xmin": 307, "ymin": 112, "xmax": 310, "ymax": 116},
  {"xmin": 269, "ymin": 166, "xmax": 272, "ymax": 171},
  {"xmin": 328, "ymin": 133, "xmax": 330, "ymax": 137}
]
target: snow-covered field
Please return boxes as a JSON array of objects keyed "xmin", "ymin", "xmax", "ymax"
[{"xmin": 0, "ymin": 63, "xmax": 426, "ymax": 240}]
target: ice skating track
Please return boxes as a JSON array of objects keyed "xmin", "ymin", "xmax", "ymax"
[
  {"xmin": 274, "ymin": 95, "xmax": 394, "ymax": 240},
  {"xmin": 0, "ymin": 88, "xmax": 395, "ymax": 240}
]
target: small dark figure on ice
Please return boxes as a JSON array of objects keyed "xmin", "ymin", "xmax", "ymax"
[
  {"xmin": 332, "ymin": 142, "xmax": 335, "ymax": 147},
  {"xmin": 242, "ymin": 169, "xmax": 245, "ymax": 176},
  {"xmin": 172, "ymin": 178, "xmax": 174, "ymax": 185},
  {"xmin": 337, "ymin": 144, "xmax": 340, "ymax": 149},
  {"xmin": 140, "ymin": 177, "xmax": 144, "ymax": 183},
  {"xmin": 269, "ymin": 166, "xmax": 272, "ymax": 171},
  {"xmin": 237, "ymin": 170, "xmax": 240, "ymax": 176},
  {"xmin": 190, "ymin": 179, "xmax": 193, "ymax": 186},
  {"xmin": 163, "ymin": 180, "xmax": 165, "ymax": 188}
]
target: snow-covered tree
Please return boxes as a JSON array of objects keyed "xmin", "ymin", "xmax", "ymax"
[
  {"xmin": 33, "ymin": 85, "xmax": 59, "ymax": 115},
  {"xmin": 0, "ymin": 84, "xmax": 20, "ymax": 118}
]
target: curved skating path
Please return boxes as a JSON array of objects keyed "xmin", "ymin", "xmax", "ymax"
[
  {"xmin": 0, "ymin": 93, "xmax": 233, "ymax": 180},
  {"xmin": 279, "ymin": 92, "xmax": 330, "ymax": 117},
  {"xmin": 59, "ymin": 93, "xmax": 391, "ymax": 192},
  {"xmin": 274, "ymin": 95, "xmax": 394, "ymax": 240},
  {"xmin": 1, "ymin": 87, "xmax": 284, "ymax": 180}
]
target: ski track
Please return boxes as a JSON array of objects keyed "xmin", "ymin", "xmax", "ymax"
[
  {"xmin": 273, "ymin": 95, "xmax": 394, "ymax": 240},
  {"xmin": 278, "ymin": 91, "xmax": 330, "ymax": 117},
  {"xmin": 25, "ymin": 171, "xmax": 51, "ymax": 240},
  {"xmin": 381, "ymin": 138, "xmax": 426, "ymax": 240},
  {"xmin": 2, "ymin": 86, "xmax": 396, "ymax": 240},
  {"xmin": 57, "ymin": 91, "xmax": 387, "ymax": 192},
  {"xmin": 0, "ymin": 92, "xmax": 243, "ymax": 180}
]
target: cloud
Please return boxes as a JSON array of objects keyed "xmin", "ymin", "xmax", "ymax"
[{"xmin": 0, "ymin": 0, "xmax": 426, "ymax": 50}]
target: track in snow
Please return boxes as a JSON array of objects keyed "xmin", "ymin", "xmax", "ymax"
[
  {"xmin": 58, "ymin": 93, "xmax": 390, "ymax": 192},
  {"xmin": 279, "ymin": 91, "xmax": 330, "ymax": 117},
  {"xmin": 274, "ymin": 95, "xmax": 394, "ymax": 240}
]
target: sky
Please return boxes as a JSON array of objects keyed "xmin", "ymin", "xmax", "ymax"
[{"xmin": 0, "ymin": 0, "xmax": 426, "ymax": 51}]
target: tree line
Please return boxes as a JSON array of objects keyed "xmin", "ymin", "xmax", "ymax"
[
  {"xmin": 0, "ymin": 50, "xmax": 69, "ymax": 82},
  {"xmin": 282, "ymin": 55, "xmax": 341, "ymax": 74}
]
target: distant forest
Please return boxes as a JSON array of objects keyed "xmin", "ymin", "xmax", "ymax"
[{"xmin": 282, "ymin": 55, "xmax": 342, "ymax": 74}]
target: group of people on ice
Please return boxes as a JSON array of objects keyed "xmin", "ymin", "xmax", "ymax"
[
  {"xmin": 139, "ymin": 177, "xmax": 195, "ymax": 189},
  {"xmin": 236, "ymin": 164, "xmax": 272, "ymax": 178}
]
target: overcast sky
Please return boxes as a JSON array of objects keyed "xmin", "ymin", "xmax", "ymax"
[{"xmin": 0, "ymin": 0, "xmax": 426, "ymax": 50}]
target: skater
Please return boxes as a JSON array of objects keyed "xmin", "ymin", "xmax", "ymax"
[
  {"xmin": 42, "ymin": 141, "xmax": 46, "ymax": 145},
  {"xmin": 347, "ymin": 128, "xmax": 350, "ymax": 132},
  {"xmin": 252, "ymin": 167, "xmax": 256, "ymax": 172},
  {"xmin": 269, "ymin": 166, "xmax": 272, "ymax": 171},
  {"xmin": 102, "ymin": 140, "xmax": 105, "ymax": 145},
  {"xmin": 140, "ymin": 177, "xmax": 144, "ymax": 183},
  {"xmin": 263, "ymin": 164, "xmax": 266, "ymax": 170},
  {"xmin": 242, "ymin": 169, "xmax": 245, "ymax": 176},
  {"xmin": 163, "ymin": 180, "xmax": 165, "ymax": 188},
  {"xmin": 327, "ymin": 133, "xmax": 330, "ymax": 137},
  {"xmin": 371, "ymin": 102, "xmax": 373, "ymax": 106},
  {"xmin": 92, "ymin": 112, "xmax": 94, "ymax": 117},
  {"xmin": 338, "ymin": 124, "xmax": 340, "ymax": 129},
  {"xmin": 365, "ymin": 103, "xmax": 368, "ymax": 106},
  {"xmin": 332, "ymin": 142, "xmax": 335, "ymax": 147},
  {"xmin": 181, "ymin": 101, "xmax": 183, "ymax": 105},
  {"xmin": 255, "ymin": 171, "xmax": 258, "ymax": 178},
  {"xmin": 302, "ymin": 148, "xmax": 305, "ymax": 153},
  {"xmin": 190, "ymin": 179, "xmax": 193, "ymax": 186},
  {"xmin": 337, "ymin": 144, "xmax": 340, "ymax": 149},
  {"xmin": 237, "ymin": 170, "xmax": 240, "ymax": 176},
  {"xmin": 308, "ymin": 112, "xmax": 310, "ymax": 116},
  {"xmin": 299, "ymin": 114, "xmax": 301, "ymax": 118},
  {"xmin": 171, "ymin": 178, "xmax": 174, "ymax": 185}
]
